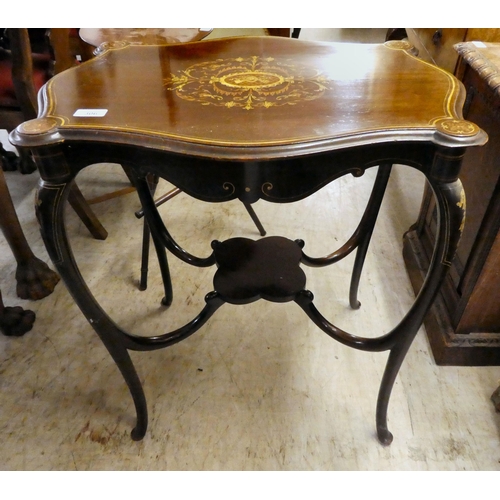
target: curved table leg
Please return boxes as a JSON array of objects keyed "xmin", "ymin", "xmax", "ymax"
[
  {"xmin": 35, "ymin": 178, "xmax": 224, "ymax": 439},
  {"xmin": 349, "ymin": 163, "xmax": 392, "ymax": 309},
  {"xmin": 297, "ymin": 177, "xmax": 466, "ymax": 445},
  {"xmin": 34, "ymin": 179, "xmax": 149, "ymax": 438},
  {"xmin": 375, "ymin": 178, "xmax": 466, "ymax": 444}
]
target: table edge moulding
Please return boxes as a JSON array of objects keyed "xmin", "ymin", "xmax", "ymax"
[{"xmin": 9, "ymin": 36, "xmax": 487, "ymax": 445}]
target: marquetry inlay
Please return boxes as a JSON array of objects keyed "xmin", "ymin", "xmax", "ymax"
[
  {"xmin": 384, "ymin": 40, "xmax": 413, "ymax": 51},
  {"xmin": 163, "ymin": 55, "xmax": 329, "ymax": 110},
  {"xmin": 435, "ymin": 118, "xmax": 479, "ymax": 137},
  {"xmin": 18, "ymin": 117, "xmax": 61, "ymax": 135}
]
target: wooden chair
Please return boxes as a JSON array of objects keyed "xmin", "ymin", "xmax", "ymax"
[
  {"xmin": 0, "ymin": 28, "xmax": 103, "ymax": 336},
  {"xmin": 0, "ymin": 28, "xmax": 107, "ymax": 239}
]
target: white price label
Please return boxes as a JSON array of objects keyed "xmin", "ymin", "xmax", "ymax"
[{"xmin": 73, "ymin": 109, "xmax": 108, "ymax": 117}]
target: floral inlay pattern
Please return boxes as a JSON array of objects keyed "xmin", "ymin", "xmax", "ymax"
[
  {"xmin": 163, "ymin": 56, "xmax": 330, "ymax": 110},
  {"xmin": 436, "ymin": 119, "xmax": 479, "ymax": 137}
]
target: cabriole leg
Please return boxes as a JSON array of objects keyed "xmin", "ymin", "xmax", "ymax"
[
  {"xmin": 36, "ymin": 179, "xmax": 149, "ymax": 439},
  {"xmin": 375, "ymin": 177, "xmax": 466, "ymax": 444}
]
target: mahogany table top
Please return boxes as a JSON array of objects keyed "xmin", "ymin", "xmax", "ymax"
[{"xmin": 16, "ymin": 37, "xmax": 486, "ymax": 160}]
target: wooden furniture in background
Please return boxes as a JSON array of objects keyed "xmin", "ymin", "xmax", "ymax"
[
  {"xmin": 403, "ymin": 40, "xmax": 500, "ymax": 365},
  {"xmin": 10, "ymin": 38, "xmax": 486, "ymax": 443},
  {"xmin": 0, "ymin": 28, "xmax": 102, "ymax": 335},
  {"xmin": 0, "ymin": 28, "xmax": 107, "ymax": 238},
  {"xmin": 79, "ymin": 28, "xmax": 213, "ymax": 54},
  {"xmin": 405, "ymin": 28, "xmax": 500, "ymax": 74}
]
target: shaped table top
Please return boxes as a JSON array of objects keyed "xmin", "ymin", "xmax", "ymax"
[{"xmin": 13, "ymin": 36, "xmax": 487, "ymax": 159}]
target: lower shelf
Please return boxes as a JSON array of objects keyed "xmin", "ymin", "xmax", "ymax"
[{"xmin": 402, "ymin": 228, "xmax": 500, "ymax": 366}]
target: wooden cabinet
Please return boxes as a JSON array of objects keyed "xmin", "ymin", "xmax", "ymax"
[
  {"xmin": 405, "ymin": 28, "xmax": 500, "ymax": 73},
  {"xmin": 403, "ymin": 40, "xmax": 500, "ymax": 365}
]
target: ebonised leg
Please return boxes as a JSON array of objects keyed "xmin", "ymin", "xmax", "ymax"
[
  {"xmin": 349, "ymin": 163, "xmax": 392, "ymax": 309},
  {"xmin": 35, "ymin": 180, "xmax": 150, "ymax": 439},
  {"xmin": 139, "ymin": 221, "xmax": 151, "ymax": 291},
  {"xmin": 375, "ymin": 178, "xmax": 466, "ymax": 444},
  {"xmin": 242, "ymin": 201, "xmax": 266, "ymax": 236},
  {"xmin": 99, "ymin": 335, "xmax": 148, "ymax": 440},
  {"xmin": 137, "ymin": 173, "xmax": 173, "ymax": 306}
]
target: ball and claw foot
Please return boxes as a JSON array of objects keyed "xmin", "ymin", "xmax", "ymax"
[
  {"xmin": 0, "ymin": 306, "xmax": 36, "ymax": 336},
  {"xmin": 377, "ymin": 426, "xmax": 394, "ymax": 446},
  {"xmin": 15, "ymin": 257, "xmax": 60, "ymax": 300}
]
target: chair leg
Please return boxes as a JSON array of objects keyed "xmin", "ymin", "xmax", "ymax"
[
  {"xmin": 67, "ymin": 181, "xmax": 108, "ymax": 240},
  {"xmin": 0, "ymin": 164, "xmax": 60, "ymax": 301}
]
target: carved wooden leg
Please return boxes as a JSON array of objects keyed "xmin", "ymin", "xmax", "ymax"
[
  {"xmin": 0, "ymin": 162, "xmax": 60, "ymax": 301},
  {"xmin": 67, "ymin": 181, "xmax": 108, "ymax": 241}
]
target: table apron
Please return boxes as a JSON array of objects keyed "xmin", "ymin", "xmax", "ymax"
[{"xmin": 53, "ymin": 141, "xmax": 447, "ymax": 204}]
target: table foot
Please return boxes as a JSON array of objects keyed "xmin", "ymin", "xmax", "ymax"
[
  {"xmin": 377, "ymin": 427, "xmax": 394, "ymax": 446},
  {"xmin": 349, "ymin": 298, "xmax": 361, "ymax": 310},
  {"xmin": 131, "ymin": 424, "xmax": 147, "ymax": 441}
]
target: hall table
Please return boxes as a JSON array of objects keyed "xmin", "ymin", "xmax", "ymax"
[{"xmin": 10, "ymin": 36, "xmax": 487, "ymax": 445}]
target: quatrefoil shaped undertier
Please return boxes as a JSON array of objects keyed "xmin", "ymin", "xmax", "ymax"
[{"xmin": 212, "ymin": 236, "xmax": 306, "ymax": 304}]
